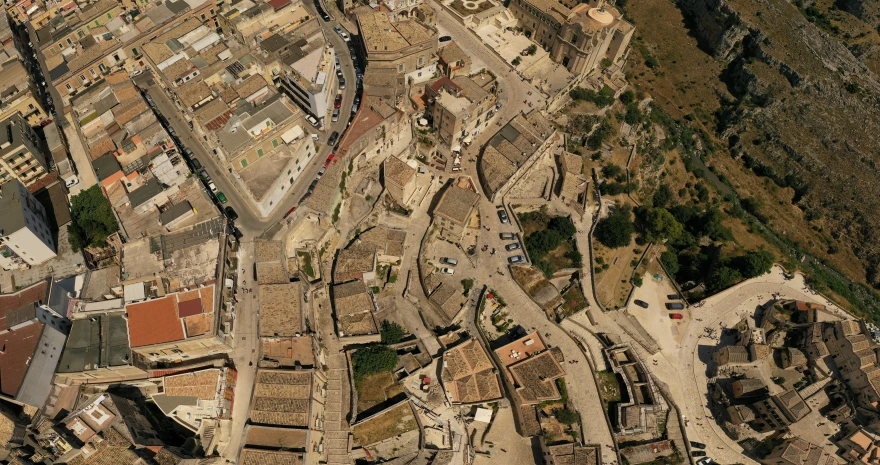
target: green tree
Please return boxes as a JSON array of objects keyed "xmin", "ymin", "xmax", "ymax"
[
  {"xmin": 67, "ymin": 185, "xmax": 119, "ymax": 252},
  {"xmin": 708, "ymin": 266, "xmax": 742, "ymax": 292},
  {"xmin": 595, "ymin": 205, "xmax": 634, "ymax": 248},
  {"xmin": 380, "ymin": 320, "xmax": 406, "ymax": 344},
  {"xmin": 733, "ymin": 249, "xmax": 774, "ymax": 278},
  {"xmin": 660, "ymin": 250, "xmax": 680, "ymax": 276},
  {"xmin": 352, "ymin": 345, "xmax": 399, "ymax": 381},
  {"xmin": 652, "ymin": 184, "xmax": 672, "ymax": 208},
  {"xmin": 623, "ymin": 103, "xmax": 641, "ymax": 125},
  {"xmin": 638, "ymin": 207, "xmax": 684, "ymax": 243},
  {"xmin": 619, "ymin": 90, "xmax": 636, "ymax": 105}
]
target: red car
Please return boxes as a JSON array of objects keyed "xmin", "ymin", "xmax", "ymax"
[
  {"xmin": 334, "ymin": 95, "xmax": 342, "ymax": 108},
  {"xmin": 283, "ymin": 207, "xmax": 295, "ymax": 218},
  {"xmin": 324, "ymin": 154, "xmax": 334, "ymax": 167},
  {"xmin": 669, "ymin": 313, "xmax": 683, "ymax": 320}
]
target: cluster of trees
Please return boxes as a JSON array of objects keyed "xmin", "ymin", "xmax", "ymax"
[
  {"xmin": 594, "ymin": 194, "xmax": 775, "ymax": 294},
  {"xmin": 352, "ymin": 321, "xmax": 408, "ymax": 383},
  {"xmin": 599, "ymin": 163, "xmax": 630, "ymax": 195},
  {"xmin": 68, "ymin": 185, "xmax": 119, "ymax": 252},
  {"xmin": 569, "ymin": 85, "xmax": 617, "ymax": 108},
  {"xmin": 521, "ymin": 213, "xmax": 580, "ymax": 277}
]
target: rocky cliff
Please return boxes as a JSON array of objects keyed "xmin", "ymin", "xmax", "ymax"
[{"xmin": 676, "ymin": 0, "xmax": 880, "ymax": 285}]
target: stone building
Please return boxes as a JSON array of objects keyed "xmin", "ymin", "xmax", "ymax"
[
  {"xmin": 713, "ymin": 345, "xmax": 750, "ymax": 367},
  {"xmin": 432, "ymin": 180, "xmax": 480, "ymax": 245},
  {"xmin": 506, "ymin": 0, "xmax": 634, "ymax": 77},
  {"xmin": 356, "ymin": 8, "xmax": 438, "ymax": 84},
  {"xmin": 559, "ymin": 151, "xmax": 586, "ymax": 205},
  {"xmin": 425, "ymin": 74, "xmax": 497, "ymax": 151},
  {"xmin": 382, "ymin": 156, "xmax": 417, "ymax": 205}
]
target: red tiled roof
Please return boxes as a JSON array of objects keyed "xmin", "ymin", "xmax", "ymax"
[
  {"xmin": 205, "ymin": 111, "xmax": 234, "ymax": 131},
  {"xmin": 126, "ymin": 296, "xmax": 186, "ymax": 348},
  {"xmin": 268, "ymin": 0, "xmax": 291, "ymax": 10},
  {"xmin": 177, "ymin": 298, "xmax": 203, "ymax": 318},
  {"xmin": 337, "ymin": 107, "xmax": 384, "ymax": 157},
  {"xmin": 429, "ymin": 76, "xmax": 460, "ymax": 93},
  {"xmin": 0, "ymin": 322, "xmax": 44, "ymax": 397},
  {"xmin": 0, "ymin": 281, "xmax": 47, "ymax": 331}
]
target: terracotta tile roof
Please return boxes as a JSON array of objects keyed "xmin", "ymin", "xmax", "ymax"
[
  {"xmin": 383, "ymin": 156, "xmax": 415, "ymax": 189},
  {"xmin": 89, "ymin": 137, "xmax": 117, "ymax": 160},
  {"xmin": 0, "ymin": 322, "xmax": 44, "ymax": 397},
  {"xmin": 441, "ymin": 339, "xmax": 501, "ymax": 403},
  {"xmin": 0, "ymin": 281, "xmax": 47, "ymax": 330},
  {"xmin": 235, "ymin": 74, "xmax": 269, "ymax": 99},
  {"xmin": 250, "ymin": 370, "xmax": 312, "ymax": 427},
  {"xmin": 177, "ymin": 298, "xmax": 203, "ymax": 317},
  {"xmin": 164, "ymin": 368, "xmax": 220, "ymax": 400},
  {"xmin": 126, "ymin": 296, "xmax": 186, "ymax": 348},
  {"xmin": 240, "ymin": 449, "xmax": 302, "ymax": 465},
  {"xmin": 508, "ymin": 350, "xmax": 565, "ymax": 403},
  {"xmin": 434, "ymin": 185, "xmax": 480, "ymax": 226},
  {"xmin": 184, "ymin": 313, "xmax": 211, "ymax": 337},
  {"xmin": 258, "ymin": 283, "xmax": 303, "ymax": 337}
]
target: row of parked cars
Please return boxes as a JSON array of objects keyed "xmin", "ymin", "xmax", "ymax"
[
  {"xmin": 143, "ymin": 90, "xmax": 238, "ymax": 221},
  {"xmin": 496, "ymin": 208, "xmax": 526, "ymax": 263}
]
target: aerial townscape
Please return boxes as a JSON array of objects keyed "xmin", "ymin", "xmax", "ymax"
[{"xmin": 1, "ymin": 0, "xmax": 880, "ymax": 462}]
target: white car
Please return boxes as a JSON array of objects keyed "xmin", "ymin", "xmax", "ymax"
[
  {"xmin": 441, "ymin": 267, "xmax": 455, "ymax": 275},
  {"xmin": 334, "ymin": 26, "xmax": 350, "ymax": 41},
  {"xmin": 306, "ymin": 115, "xmax": 319, "ymax": 127},
  {"xmin": 207, "ymin": 181, "xmax": 217, "ymax": 193}
]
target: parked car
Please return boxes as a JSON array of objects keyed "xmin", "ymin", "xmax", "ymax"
[
  {"xmin": 338, "ymin": 76, "xmax": 346, "ymax": 89},
  {"xmin": 224, "ymin": 206, "xmax": 238, "ymax": 221},
  {"xmin": 299, "ymin": 193, "xmax": 310, "ymax": 204},
  {"xmin": 317, "ymin": 167, "xmax": 326, "ymax": 178},
  {"xmin": 440, "ymin": 257, "xmax": 458, "ymax": 266},
  {"xmin": 306, "ymin": 115, "xmax": 319, "ymax": 127},
  {"xmin": 328, "ymin": 131, "xmax": 340, "ymax": 146},
  {"xmin": 500, "ymin": 232, "xmax": 516, "ymax": 240},
  {"xmin": 667, "ymin": 293, "xmax": 682, "ymax": 300},
  {"xmin": 207, "ymin": 181, "xmax": 217, "ymax": 193},
  {"xmin": 332, "ymin": 107, "xmax": 340, "ymax": 122},
  {"xmin": 441, "ymin": 267, "xmax": 455, "ymax": 275},
  {"xmin": 351, "ymin": 101, "xmax": 359, "ymax": 114},
  {"xmin": 690, "ymin": 442, "xmax": 707, "ymax": 450},
  {"xmin": 191, "ymin": 158, "xmax": 202, "ymax": 170},
  {"xmin": 321, "ymin": 11, "xmax": 331, "ymax": 20},
  {"xmin": 333, "ymin": 26, "xmax": 350, "ymax": 41},
  {"xmin": 505, "ymin": 243, "xmax": 521, "ymax": 251},
  {"xmin": 670, "ymin": 313, "xmax": 684, "ymax": 320},
  {"xmin": 633, "ymin": 299, "xmax": 649, "ymax": 308},
  {"xmin": 334, "ymin": 94, "xmax": 343, "ymax": 108},
  {"xmin": 508, "ymin": 255, "xmax": 525, "ymax": 264},
  {"xmin": 284, "ymin": 207, "xmax": 296, "ymax": 219},
  {"xmin": 439, "ymin": 35, "xmax": 452, "ymax": 43},
  {"xmin": 325, "ymin": 153, "xmax": 335, "ymax": 167},
  {"xmin": 696, "ymin": 458, "xmax": 715, "ymax": 465},
  {"xmin": 497, "ymin": 209, "xmax": 509, "ymax": 223},
  {"xmin": 217, "ymin": 192, "xmax": 227, "ymax": 203},
  {"xmin": 691, "ymin": 451, "xmax": 706, "ymax": 457},
  {"xmin": 666, "ymin": 302, "xmax": 685, "ymax": 310},
  {"xmin": 198, "ymin": 168, "xmax": 210, "ymax": 181},
  {"xmin": 184, "ymin": 148, "xmax": 194, "ymax": 157}
]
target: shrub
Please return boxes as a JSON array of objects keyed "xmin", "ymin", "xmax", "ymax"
[{"xmin": 554, "ymin": 408, "xmax": 579, "ymax": 425}]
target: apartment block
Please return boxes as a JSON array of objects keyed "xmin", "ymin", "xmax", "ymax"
[
  {"xmin": 218, "ymin": 0, "xmax": 311, "ymax": 45},
  {"xmin": 260, "ymin": 26, "xmax": 339, "ymax": 122},
  {"xmin": 30, "ymin": 0, "xmax": 217, "ymax": 113},
  {"xmin": 507, "ymin": 0, "xmax": 634, "ymax": 77},
  {"xmin": 0, "ymin": 59, "xmax": 50, "ymax": 127},
  {"xmin": 0, "ymin": 112, "xmax": 49, "ymax": 187},
  {"xmin": 0, "ymin": 178, "xmax": 56, "ymax": 269}
]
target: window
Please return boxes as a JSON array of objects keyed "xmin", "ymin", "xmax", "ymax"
[
  {"xmin": 240, "ymin": 159, "xmax": 248, "ymax": 168},
  {"xmin": 65, "ymin": 83, "xmax": 72, "ymax": 90},
  {"xmin": 80, "ymin": 74, "xmax": 87, "ymax": 82},
  {"xmin": 290, "ymin": 178, "xmax": 294, "ymax": 184},
  {"xmin": 90, "ymin": 69, "xmax": 97, "ymax": 76},
  {"xmin": 257, "ymin": 148, "xmax": 264, "ymax": 157},
  {"xmin": 210, "ymin": 8, "xmax": 215, "ymax": 14},
  {"xmin": 132, "ymin": 47, "xmax": 139, "ymax": 56},
  {"xmin": 398, "ymin": 63, "xmax": 405, "ymax": 72},
  {"xmin": 272, "ymin": 139, "xmax": 278, "ymax": 148},
  {"xmin": 66, "ymin": 38, "xmax": 73, "ymax": 45},
  {"xmin": 288, "ymin": 170, "xmax": 292, "ymax": 175},
  {"xmin": 200, "ymin": 13, "xmax": 206, "ymax": 20},
  {"xmin": 77, "ymin": 30, "xmax": 85, "ymax": 38}
]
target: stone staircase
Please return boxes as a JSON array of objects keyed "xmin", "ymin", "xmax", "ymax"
[{"xmin": 325, "ymin": 350, "xmax": 352, "ymax": 465}]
